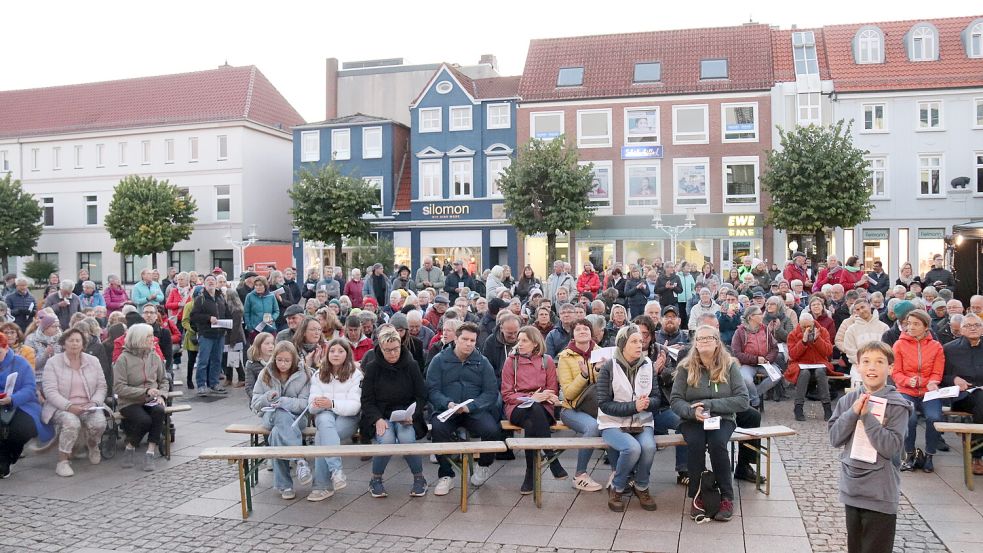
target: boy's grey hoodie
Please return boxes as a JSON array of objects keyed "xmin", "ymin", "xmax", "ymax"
[{"xmin": 828, "ymin": 384, "xmax": 912, "ymax": 515}]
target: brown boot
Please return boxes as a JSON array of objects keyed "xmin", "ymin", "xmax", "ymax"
[
  {"xmin": 608, "ymin": 486, "xmax": 629, "ymax": 512},
  {"xmin": 634, "ymin": 486, "xmax": 658, "ymax": 511}
]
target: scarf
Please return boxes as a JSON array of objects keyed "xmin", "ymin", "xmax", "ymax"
[
  {"xmin": 614, "ymin": 348, "xmax": 645, "ymax": 384},
  {"xmin": 566, "ymin": 340, "xmax": 594, "ymax": 363},
  {"xmin": 843, "ymin": 265, "xmax": 860, "ymax": 273}
]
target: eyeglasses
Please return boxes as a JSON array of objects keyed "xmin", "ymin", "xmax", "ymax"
[
  {"xmin": 962, "ymin": 323, "xmax": 983, "ymax": 330},
  {"xmin": 381, "ymin": 345, "xmax": 402, "ymax": 355},
  {"xmin": 695, "ymin": 336, "xmax": 718, "ymax": 343}
]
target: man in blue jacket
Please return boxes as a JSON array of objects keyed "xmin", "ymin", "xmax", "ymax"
[{"xmin": 426, "ymin": 322, "xmax": 501, "ymax": 496}]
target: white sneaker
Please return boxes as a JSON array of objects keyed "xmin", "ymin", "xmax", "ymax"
[
  {"xmin": 470, "ymin": 466, "xmax": 492, "ymax": 487},
  {"xmin": 331, "ymin": 470, "xmax": 347, "ymax": 491},
  {"xmin": 281, "ymin": 488, "xmax": 296, "ymax": 500},
  {"xmin": 295, "ymin": 460, "xmax": 313, "ymax": 486},
  {"xmin": 306, "ymin": 489, "xmax": 334, "ymax": 502},
  {"xmin": 433, "ymin": 476, "xmax": 455, "ymax": 496},
  {"xmin": 430, "ymin": 454, "xmax": 438, "ymax": 464},
  {"xmin": 572, "ymin": 473, "xmax": 603, "ymax": 492},
  {"xmin": 88, "ymin": 446, "xmax": 101, "ymax": 465},
  {"xmin": 55, "ymin": 460, "xmax": 74, "ymax": 477}
]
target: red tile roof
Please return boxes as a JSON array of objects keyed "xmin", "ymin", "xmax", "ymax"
[
  {"xmin": 0, "ymin": 65, "xmax": 305, "ymax": 139},
  {"xmin": 519, "ymin": 24, "xmax": 775, "ymax": 101},
  {"xmin": 822, "ymin": 15, "xmax": 983, "ymax": 92},
  {"xmin": 771, "ymin": 28, "xmax": 833, "ymax": 82},
  {"xmin": 473, "ymin": 76, "xmax": 521, "ymax": 99}
]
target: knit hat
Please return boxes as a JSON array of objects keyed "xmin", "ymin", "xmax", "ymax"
[
  {"xmin": 488, "ymin": 297, "xmax": 509, "ymax": 317},
  {"xmin": 615, "ymin": 324, "xmax": 640, "ymax": 351},
  {"xmin": 528, "ymin": 287, "xmax": 543, "ymax": 298},
  {"xmin": 39, "ymin": 313, "xmax": 59, "ymax": 332},
  {"xmin": 362, "ymin": 297, "xmax": 378, "ymax": 308},
  {"xmin": 893, "ymin": 300, "xmax": 916, "ymax": 320},
  {"xmin": 328, "ymin": 299, "xmax": 341, "ymax": 307},
  {"xmin": 389, "ymin": 312, "xmax": 408, "ymax": 330},
  {"xmin": 931, "ymin": 299, "xmax": 947, "ymax": 311}
]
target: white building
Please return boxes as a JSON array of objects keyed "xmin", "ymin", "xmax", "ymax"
[{"xmin": 0, "ymin": 65, "xmax": 305, "ymax": 283}]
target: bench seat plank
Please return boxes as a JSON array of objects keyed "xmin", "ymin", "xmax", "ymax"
[
  {"xmin": 935, "ymin": 422, "xmax": 983, "ymax": 434},
  {"xmin": 501, "ymin": 421, "xmax": 569, "ymax": 432},
  {"xmin": 225, "ymin": 424, "xmax": 317, "ymax": 436},
  {"xmin": 201, "ymin": 440, "xmax": 508, "ymax": 460}
]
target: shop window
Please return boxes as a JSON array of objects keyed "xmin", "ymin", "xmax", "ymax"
[
  {"xmin": 916, "ymin": 229, "xmax": 944, "ymax": 277},
  {"xmin": 576, "ymin": 241, "xmax": 614, "ymax": 273},
  {"xmin": 625, "ymin": 108, "xmax": 659, "ymax": 144}
]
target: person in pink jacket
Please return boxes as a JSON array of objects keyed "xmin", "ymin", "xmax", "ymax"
[{"xmin": 103, "ymin": 274, "xmax": 129, "ymax": 313}]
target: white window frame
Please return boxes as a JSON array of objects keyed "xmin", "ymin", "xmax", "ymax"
[
  {"xmin": 0, "ymin": 150, "xmax": 8, "ymax": 172},
  {"xmin": 449, "ymin": 158, "xmax": 474, "ymax": 198},
  {"xmin": 449, "ymin": 106, "xmax": 473, "ymax": 132},
  {"xmin": 971, "ymin": 23, "xmax": 983, "ymax": 58},
  {"xmin": 576, "ymin": 109, "xmax": 612, "ymax": 148},
  {"xmin": 722, "ymin": 156, "xmax": 760, "ymax": 211},
  {"xmin": 74, "ymin": 145, "xmax": 83, "ymax": 169},
  {"xmin": 974, "ymin": 98, "xmax": 983, "ymax": 129},
  {"xmin": 721, "ymin": 102, "xmax": 758, "ymax": 143},
  {"xmin": 861, "ymin": 103, "xmax": 888, "ymax": 133},
  {"xmin": 975, "ymin": 151, "xmax": 983, "ymax": 196},
  {"xmin": 41, "ymin": 197, "xmax": 54, "ymax": 227},
  {"xmin": 530, "ymin": 111, "xmax": 564, "ymax": 140},
  {"xmin": 911, "ymin": 26, "xmax": 936, "ymax": 61},
  {"xmin": 331, "ymin": 129, "xmax": 350, "ymax": 160},
  {"xmin": 118, "ymin": 142, "xmax": 127, "ymax": 166},
  {"xmin": 865, "ymin": 155, "xmax": 889, "ymax": 199},
  {"xmin": 486, "ymin": 157, "xmax": 510, "ymax": 197},
  {"xmin": 671, "ymin": 104, "xmax": 709, "ymax": 145},
  {"xmin": 792, "ymin": 31, "xmax": 819, "ymax": 76},
  {"xmin": 363, "ymin": 176, "xmax": 384, "ymax": 213},
  {"xmin": 580, "ymin": 160, "xmax": 613, "ymax": 208},
  {"xmin": 673, "ymin": 157, "xmax": 711, "ymax": 211},
  {"xmin": 84, "ymin": 195, "xmax": 98, "ymax": 226},
  {"xmin": 164, "ymin": 139, "xmax": 175, "ymax": 164},
  {"xmin": 624, "ymin": 160, "xmax": 661, "ymax": 210},
  {"xmin": 31, "ymin": 148, "xmax": 39, "ymax": 171},
  {"xmin": 362, "ymin": 127, "xmax": 383, "ymax": 159},
  {"xmin": 796, "ymin": 93, "xmax": 821, "ymax": 125},
  {"xmin": 419, "ymin": 159, "xmax": 442, "ymax": 199},
  {"xmin": 300, "ymin": 131, "xmax": 320, "ymax": 162},
  {"xmin": 52, "ymin": 146, "xmax": 61, "ymax": 170},
  {"xmin": 419, "ymin": 107, "xmax": 442, "ymax": 133},
  {"xmin": 916, "ymin": 100, "xmax": 943, "ymax": 131},
  {"xmin": 624, "ymin": 107, "xmax": 660, "ymax": 144},
  {"xmin": 858, "ymin": 29, "xmax": 883, "ymax": 64},
  {"xmin": 217, "ymin": 135, "xmax": 229, "ymax": 161},
  {"xmin": 486, "ymin": 103, "xmax": 511, "ymax": 129},
  {"xmin": 916, "ymin": 154, "xmax": 944, "ymax": 198},
  {"xmin": 95, "ymin": 144, "xmax": 104, "ymax": 167},
  {"xmin": 188, "ymin": 137, "xmax": 199, "ymax": 163},
  {"xmin": 215, "ymin": 185, "xmax": 231, "ymax": 220},
  {"xmin": 141, "ymin": 140, "xmax": 151, "ymax": 165}
]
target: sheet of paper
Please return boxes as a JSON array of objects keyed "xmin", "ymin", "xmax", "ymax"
[
  {"xmin": 273, "ymin": 288, "xmax": 285, "ymax": 296},
  {"xmin": 389, "ymin": 402, "xmax": 416, "ymax": 423},
  {"xmin": 799, "ymin": 363, "xmax": 827, "ymax": 370},
  {"xmin": 923, "ymin": 385, "xmax": 960, "ymax": 402},
  {"xmin": 734, "ymin": 427, "xmax": 766, "ymax": 437},
  {"xmin": 703, "ymin": 416, "xmax": 721, "ymax": 430},
  {"xmin": 211, "ymin": 319, "xmax": 233, "ymax": 329},
  {"xmin": 436, "ymin": 399, "xmax": 474, "ymax": 423},
  {"xmin": 515, "ymin": 397, "xmax": 536, "ymax": 409},
  {"xmin": 760, "ymin": 362, "xmax": 782, "ymax": 382},
  {"xmin": 306, "ymin": 283, "xmax": 315, "ymax": 290},
  {"xmin": 254, "ymin": 321, "xmax": 267, "ymax": 332},
  {"xmin": 590, "ymin": 347, "xmax": 616, "ymax": 364},
  {"xmin": 4, "ymin": 372, "xmax": 17, "ymax": 394},
  {"xmin": 778, "ymin": 343, "xmax": 788, "ymax": 355},
  {"xmin": 849, "ymin": 419, "xmax": 878, "ymax": 463}
]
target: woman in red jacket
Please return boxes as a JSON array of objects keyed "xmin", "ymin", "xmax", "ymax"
[
  {"xmin": 785, "ymin": 313, "xmax": 834, "ymax": 421},
  {"xmin": 891, "ymin": 309, "xmax": 945, "ymax": 473},
  {"xmin": 832, "ymin": 256, "xmax": 869, "ymax": 291},
  {"xmin": 807, "ymin": 296, "xmax": 836, "ymax": 343},
  {"xmin": 576, "ymin": 263, "xmax": 601, "ymax": 297}
]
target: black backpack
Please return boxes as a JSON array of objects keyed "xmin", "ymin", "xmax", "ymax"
[{"xmin": 693, "ymin": 470, "xmax": 721, "ymax": 523}]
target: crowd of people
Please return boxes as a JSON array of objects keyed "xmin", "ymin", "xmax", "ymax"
[{"xmin": 0, "ymin": 252, "xmax": 980, "ymax": 530}]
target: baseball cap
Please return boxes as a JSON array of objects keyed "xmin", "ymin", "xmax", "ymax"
[{"xmin": 661, "ymin": 304, "xmax": 679, "ymax": 316}]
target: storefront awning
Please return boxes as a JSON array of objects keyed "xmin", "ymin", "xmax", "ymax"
[{"xmin": 953, "ymin": 220, "xmax": 983, "ymax": 239}]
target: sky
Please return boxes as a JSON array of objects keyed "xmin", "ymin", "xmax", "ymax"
[{"xmin": 3, "ymin": 0, "xmax": 980, "ymax": 122}]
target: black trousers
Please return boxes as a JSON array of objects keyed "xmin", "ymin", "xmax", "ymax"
[
  {"xmin": 509, "ymin": 403, "xmax": 554, "ymax": 467},
  {"xmin": 185, "ymin": 350, "xmax": 197, "ymax": 388},
  {"xmin": 120, "ymin": 403, "xmax": 165, "ymax": 447},
  {"xmin": 734, "ymin": 408, "xmax": 760, "ymax": 467},
  {"xmin": 845, "ymin": 505, "xmax": 896, "ymax": 553},
  {"xmin": 223, "ymin": 352, "xmax": 245, "ymax": 382},
  {"xmin": 430, "ymin": 410, "xmax": 501, "ymax": 478},
  {"xmin": 680, "ymin": 418, "xmax": 736, "ymax": 499},
  {"xmin": 952, "ymin": 393, "xmax": 983, "ymax": 459},
  {"xmin": 0, "ymin": 409, "xmax": 38, "ymax": 466}
]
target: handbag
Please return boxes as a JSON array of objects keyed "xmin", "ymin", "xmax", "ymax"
[
  {"xmin": 0, "ymin": 408, "xmax": 16, "ymax": 441},
  {"xmin": 573, "ymin": 355, "xmax": 599, "ymax": 418}
]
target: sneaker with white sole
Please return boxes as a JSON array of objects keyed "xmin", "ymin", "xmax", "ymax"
[
  {"xmin": 331, "ymin": 470, "xmax": 347, "ymax": 491},
  {"xmin": 210, "ymin": 386, "xmax": 228, "ymax": 395},
  {"xmin": 295, "ymin": 460, "xmax": 313, "ymax": 486},
  {"xmin": 433, "ymin": 476, "xmax": 455, "ymax": 496},
  {"xmin": 470, "ymin": 466, "xmax": 492, "ymax": 487},
  {"xmin": 410, "ymin": 475, "xmax": 428, "ymax": 497},
  {"xmin": 368, "ymin": 477, "xmax": 387, "ymax": 498},
  {"xmin": 306, "ymin": 489, "xmax": 334, "ymax": 502},
  {"xmin": 281, "ymin": 488, "xmax": 296, "ymax": 500},
  {"xmin": 87, "ymin": 446, "xmax": 101, "ymax": 465},
  {"xmin": 55, "ymin": 460, "xmax": 74, "ymax": 477},
  {"xmin": 572, "ymin": 473, "xmax": 603, "ymax": 492}
]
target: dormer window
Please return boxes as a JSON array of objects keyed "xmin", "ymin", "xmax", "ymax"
[
  {"xmin": 792, "ymin": 31, "xmax": 819, "ymax": 76},
  {"xmin": 909, "ymin": 25, "xmax": 937, "ymax": 61},
  {"xmin": 633, "ymin": 62, "xmax": 661, "ymax": 83},
  {"xmin": 700, "ymin": 59, "xmax": 728, "ymax": 79},
  {"xmin": 557, "ymin": 67, "xmax": 584, "ymax": 87},
  {"xmin": 965, "ymin": 21, "xmax": 983, "ymax": 58},
  {"xmin": 855, "ymin": 28, "xmax": 884, "ymax": 64}
]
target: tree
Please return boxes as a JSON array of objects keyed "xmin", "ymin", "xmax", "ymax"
[
  {"xmin": 497, "ymin": 137, "xmax": 594, "ymax": 266},
  {"xmin": 23, "ymin": 259, "xmax": 58, "ymax": 285},
  {"xmin": 104, "ymin": 175, "xmax": 198, "ymax": 270},
  {"xmin": 0, "ymin": 174, "xmax": 44, "ymax": 275},
  {"xmin": 761, "ymin": 121, "xmax": 873, "ymax": 263},
  {"xmin": 289, "ymin": 164, "xmax": 379, "ymax": 274},
  {"xmin": 350, "ymin": 237, "xmax": 395, "ymax": 273}
]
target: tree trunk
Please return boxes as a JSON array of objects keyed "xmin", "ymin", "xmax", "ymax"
[
  {"xmin": 151, "ymin": 252, "xmax": 158, "ymax": 271},
  {"xmin": 547, "ymin": 231, "xmax": 557, "ymax": 270},
  {"xmin": 0, "ymin": 249, "xmax": 7, "ymax": 276},
  {"xmin": 335, "ymin": 238, "xmax": 344, "ymax": 274},
  {"xmin": 813, "ymin": 228, "xmax": 827, "ymax": 268}
]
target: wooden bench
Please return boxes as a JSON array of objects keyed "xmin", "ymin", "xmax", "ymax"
[
  {"xmin": 942, "ymin": 406, "xmax": 974, "ymax": 422},
  {"xmin": 225, "ymin": 423, "xmax": 318, "ymax": 447},
  {"xmin": 200, "ymin": 441, "xmax": 508, "ymax": 519},
  {"xmin": 500, "ymin": 421, "xmax": 569, "ymax": 433},
  {"xmin": 113, "ymin": 403, "xmax": 191, "ymax": 460},
  {"xmin": 934, "ymin": 422, "xmax": 983, "ymax": 490},
  {"xmin": 507, "ymin": 425, "xmax": 797, "ymax": 508}
]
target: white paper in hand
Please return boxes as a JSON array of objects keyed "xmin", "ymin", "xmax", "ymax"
[
  {"xmin": 589, "ymin": 347, "xmax": 616, "ymax": 364},
  {"xmin": 849, "ymin": 395, "xmax": 888, "ymax": 463},
  {"xmin": 437, "ymin": 399, "xmax": 474, "ymax": 423},
  {"xmin": 703, "ymin": 416, "xmax": 721, "ymax": 430},
  {"xmin": 3, "ymin": 372, "xmax": 17, "ymax": 395},
  {"xmin": 923, "ymin": 385, "xmax": 960, "ymax": 402},
  {"xmin": 760, "ymin": 362, "xmax": 782, "ymax": 382},
  {"xmin": 389, "ymin": 402, "xmax": 416, "ymax": 423},
  {"xmin": 211, "ymin": 319, "xmax": 234, "ymax": 329}
]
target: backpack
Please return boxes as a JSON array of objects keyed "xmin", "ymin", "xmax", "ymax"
[{"xmin": 693, "ymin": 470, "xmax": 721, "ymax": 523}]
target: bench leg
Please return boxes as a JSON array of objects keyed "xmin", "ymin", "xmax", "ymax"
[
  {"xmin": 533, "ymin": 450, "xmax": 542, "ymax": 509},
  {"xmin": 237, "ymin": 460, "xmax": 252, "ymax": 520},
  {"xmin": 162, "ymin": 414, "xmax": 172, "ymax": 460},
  {"xmin": 459, "ymin": 454, "xmax": 470, "ymax": 513},
  {"xmin": 740, "ymin": 437, "xmax": 771, "ymax": 496},
  {"xmin": 962, "ymin": 433, "xmax": 974, "ymax": 491}
]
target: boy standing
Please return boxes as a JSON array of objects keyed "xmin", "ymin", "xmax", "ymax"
[{"xmin": 828, "ymin": 341, "xmax": 912, "ymax": 553}]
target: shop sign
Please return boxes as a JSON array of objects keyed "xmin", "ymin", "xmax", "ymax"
[
  {"xmin": 918, "ymin": 228, "xmax": 945, "ymax": 240},
  {"xmin": 727, "ymin": 214, "xmax": 757, "ymax": 237},
  {"xmin": 621, "ymin": 145, "xmax": 663, "ymax": 160},
  {"xmin": 862, "ymin": 229, "xmax": 889, "ymax": 241},
  {"xmin": 422, "ymin": 204, "xmax": 470, "ymax": 220}
]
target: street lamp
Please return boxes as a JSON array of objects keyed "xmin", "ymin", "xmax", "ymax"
[
  {"xmin": 225, "ymin": 224, "xmax": 258, "ymax": 276},
  {"xmin": 651, "ymin": 208, "xmax": 695, "ymax": 263}
]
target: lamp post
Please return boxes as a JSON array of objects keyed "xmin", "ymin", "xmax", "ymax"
[
  {"xmin": 225, "ymin": 224, "xmax": 258, "ymax": 276},
  {"xmin": 651, "ymin": 208, "xmax": 696, "ymax": 263}
]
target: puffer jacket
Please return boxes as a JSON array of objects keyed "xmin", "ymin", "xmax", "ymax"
[
  {"xmin": 309, "ymin": 369, "xmax": 363, "ymax": 417},
  {"xmin": 112, "ymin": 346, "xmax": 168, "ymax": 410},
  {"xmin": 244, "ymin": 290, "xmax": 279, "ymax": 335},
  {"xmin": 785, "ymin": 325, "xmax": 834, "ymax": 384},
  {"xmin": 426, "ymin": 345, "xmax": 499, "ymax": 414},
  {"xmin": 250, "ymin": 364, "xmax": 312, "ymax": 428},
  {"xmin": 359, "ymin": 346, "xmax": 428, "ymax": 441},
  {"xmin": 891, "ymin": 331, "xmax": 945, "ymax": 397},
  {"xmin": 557, "ymin": 346, "xmax": 600, "ymax": 409}
]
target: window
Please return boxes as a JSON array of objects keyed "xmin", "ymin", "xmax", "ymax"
[
  {"xmin": 917, "ymin": 101, "xmax": 942, "ymax": 130},
  {"xmin": 0, "ymin": 150, "xmax": 9, "ymax": 172},
  {"xmin": 672, "ymin": 105, "xmax": 709, "ymax": 144},
  {"xmin": 625, "ymin": 108, "xmax": 659, "ymax": 144},
  {"xmin": 78, "ymin": 252, "xmax": 102, "ymax": 284},
  {"xmin": 910, "ymin": 26, "xmax": 937, "ymax": 61},
  {"xmin": 722, "ymin": 103, "xmax": 758, "ymax": 142},
  {"xmin": 217, "ymin": 135, "xmax": 229, "ymax": 160},
  {"xmin": 123, "ymin": 255, "xmax": 140, "ymax": 284},
  {"xmin": 419, "ymin": 159, "xmax": 442, "ymax": 199},
  {"xmin": 31, "ymin": 148, "xmax": 39, "ymax": 171},
  {"xmin": 576, "ymin": 109, "xmax": 612, "ymax": 148},
  {"xmin": 723, "ymin": 157, "xmax": 759, "ymax": 208},
  {"xmin": 52, "ymin": 147, "xmax": 61, "ymax": 170},
  {"xmin": 865, "ymin": 156, "xmax": 888, "ymax": 198},
  {"xmin": 975, "ymin": 153, "xmax": 983, "ymax": 194},
  {"xmin": 118, "ymin": 142, "xmax": 127, "ymax": 166},
  {"xmin": 37, "ymin": 252, "xmax": 59, "ymax": 268},
  {"xmin": 169, "ymin": 250, "xmax": 195, "ymax": 272},
  {"xmin": 164, "ymin": 139, "xmax": 175, "ymax": 163},
  {"xmin": 141, "ymin": 140, "xmax": 151, "ymax": 164},
  {"xmin": 792, "ymin": 31, "xmax": 819, "ymax": 76},
  {"xmin": 84, "ymin": 195, "xmax": 98, "ymax": 225},
  {"xmin": 74, "ymin": 145, "xmax": 83, "ymax": 168},
  {"xmin": 857, "ymin": 29, "xmax": 884, "ymax": 64},
  {"xmin": 625, "ymin": 162, "xmax": 660, "ymax": 207},
  {"xmin": 797, "ymin": 93, "xmax": 821, "ymax": 125},
  {"xmin": 633, "ymin": 62, "xmax": 661, "ymax": 83},
  {"xmin": 362, "ymin": 127, "xmax": 382, "ymax": 158},
  {"xmin": 300, "ymin": 131, "xmax": 319, "ymax": 162},
  {"xmin": 215, "ymin": 185, "xmax": 231, "ymax": 220},
  {"xmin": 95, "ymin": 144, "xmax": 104, "ymax": 167},
  {"xmin": 582, "ymin": 161, "xmax": 612, "ymax": 206},
  {"xmin": 557, "ymin": 67, "xmax": 584, "ymax": 87},
  {"xmin": 917, "ymin": 154, "xmax": 943, "ymax": 197},
  {"xmin": 449, "ymin": 159, "xmax": 473, "ymax": 198},
  {"xmin": 699, "ymin": 59, "xmax": 728, "ymax": 79},
  {"xmin": 419, "ymin": 108, "xmax": 441, "ymax": 133},
  {"xmin": 486, "ymin": 103, "xmax": 511, "ymax": 129},
  {"xmin": 210, "ymin": 251, "xmax": 234, "ymax": 280},
  {"xmin": 862, "ymin": 103, "xmax": 887, "ymax": 131},
  {"xmin": 674, "ymin": 158, "xmax": 710, "ymax": 208},
  {"xmin": 530, "ymin": 111, "xmax": 563, "ymax": 140},
  {"xmin": 435, "ymin": 81, "xmax": 453, "ymax": 94},
  {"xmin": 42, "ymin": 197, "xmax": 54, "ymax": 227},
  {"xmin": 189, "ymin": 137, "xmax": 199, "ymax": 162},
  {"xmin": 487, "ymin": 157, "xmax": 510, "ymax": 197},
  {"xmin": 970, "ymin": 23, "xmax": 983, "ymax": 58},
  {"xmin": 364, "ymin": 177, "xmax": 383, "ymax": 213},
  {"xmin": 449, "ymin": 107, "xmax": 472, "ymax": 131},
  {"xmin": 331, "ymin": 129, "xmax": 350, "ymax": 160}
]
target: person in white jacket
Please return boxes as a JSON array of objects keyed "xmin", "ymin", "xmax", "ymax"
[
  {"xmin": 841, "ymin": 299, "xmax": 889, "ymax": 385},
  {"xmin": 306, "ymin": 338, "xmax": 363, "ymax": 501}
]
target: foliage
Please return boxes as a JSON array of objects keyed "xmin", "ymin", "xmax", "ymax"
[
  {"xmin": 497, "ymin": 137, "xmax": 594, "ymax": 265},
  {"xmin": 0, "ymin": 174, "xmax": 44, "ymax": 275},
  {"xmin": 349, "ymin": 237, "xmax": 395, "ymax": 273},
  {"xmin": 104, "ymin": 175, "xmax": 198, "ymax": 269},
  {"xmin": 23, "ymin": 259, "xmax": 58, "ymax": 285},
  {"xmin": 761, "ymin": 121, "xmax": 873, "ymax": 261}
]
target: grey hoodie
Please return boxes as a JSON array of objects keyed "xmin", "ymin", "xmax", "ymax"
[
  {"xmin": 827, "ymin": 384, "xmax": 912, "ymax": 515},
  {"xmin": 250, "ymin": 365, "xmax": 311, "ymax": 429}
]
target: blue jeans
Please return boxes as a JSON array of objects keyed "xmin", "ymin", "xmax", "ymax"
[
  {"xmin": 267, "ymin": 409, "xmax": 304, "ymax": 490},
  {"xmin": 313, "ymin": 411, "xmax": 358, "ymax": 490},
  {"xmin": 560, "ymin": 408, "xmax": 599, "ymax": 475},
  {"xmin": 653, "ymin": 408, "xmax": 688, "ymax": 472},
  {"xmin": 372, "ymin": 422, "xmax": 423, "ymax": 475},
  {"xmin": 195, "ymin": 335, "xmax": 225, "ymax": 389},
  {"xmin": 740, "ymin": 364, "xmax": 781, "ymax": 407},
  {"xmin": 902, "ymin": 394, "xmax": 942, "ymax": 455},
  {"xmin": 601, "ymin": 426, "xmax": 656, "ymax": 492}
]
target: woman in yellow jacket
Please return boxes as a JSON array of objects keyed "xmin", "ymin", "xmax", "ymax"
[{"xmin": 557, "ymin": 318, "xmax": 605, "ymax": 492}]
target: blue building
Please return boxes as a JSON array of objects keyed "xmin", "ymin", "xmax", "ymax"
[{"xmin": 404, "ymin": 64, "xmax": 521, "ymax": 275}]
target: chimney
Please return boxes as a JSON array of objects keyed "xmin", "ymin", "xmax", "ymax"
[
  {"xmin": 325, "ymin": 57, "xmax": 339, "ymax": 121},
  {"xmin": 479, "ymin": 54, "xmax": 498, "ymax": 72}
]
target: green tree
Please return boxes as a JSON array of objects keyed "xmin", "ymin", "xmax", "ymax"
[
  {"xmin": 497, "ymin": 137, "xmax": 594, "ymax": 265},
  {"xmin": 104, "ymin": 175, "xmax": 198, "ymax": 270},
  {"xmin": 23, "ymin": 259, "xmax": 58, "ymax": 285},
  {"xmin": 0, "ymin": 174, "xmax": 44, "ymax": 275},
  {"xmin": 350, "ymin": 237, "xmax": 395, "ymax": 273},
  {"xmin": 761, "ymin": 121, "xmax": 873, "ymax": 263},
  {"xmin": 289, "ymin": 164, "xmax": 379, "ymax": 274}
]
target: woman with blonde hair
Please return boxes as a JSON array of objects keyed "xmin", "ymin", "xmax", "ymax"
[
  {"xmin": 244, "ymin": 332, "xmax": 274, "ymax": 400},
  {"xmin": 896, "ymin": 262, "xmax": 921, "ymax": 291},
  {"xmin": 1, "ymin": 323, "xmax": 35, "ymax": 369}
]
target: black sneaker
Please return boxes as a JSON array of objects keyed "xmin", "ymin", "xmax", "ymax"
[
  {"xmin": 734, "ymin": 464, "xmax": 766, "ymax": 484},
  {"xmin": 520, "ymin": 472, "xmax": 534, "ymax": 495},
  {"xmin": 548, "ymin": 458, "xmax": 568, "ymax": 480},
  {"xmin": 793, "ymin": 404, "xmax": 805, "ymax": 421},
  {"xmin": 937, "ymin": 437, "xmax": 950, "ymax": 452},
  {"xmin": 900, "ymin": 452, "xmax": 915, "ymax": 472}
]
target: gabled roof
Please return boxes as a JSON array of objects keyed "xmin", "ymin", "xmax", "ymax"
[
  {"xmin": 0, "ymin": 65, "xmax": 305, "ymax": 139},
  {"xmin": 771, "ymin": 28, "xmax": 833, "ymax": 82},
  {"xmin": 519, "ymin": 23, "xmax": 775, "ymax": 101},
  {"xmin": 823, "ymin": 15, "xmax": 983, "ymax": 92},
  {"xmin": 296, "ymin": 113, "xmax": 398, "ymax": 129},
  {"xmin": 473, "ymin": 76, "xmax": 521, "ymax": 100},
  {"xmin": 409, "ymin": 63, "xmax": 477, "ymax": 108}
]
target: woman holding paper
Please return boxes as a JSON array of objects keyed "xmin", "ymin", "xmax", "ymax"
[
  {"xmin": 112, "ymin": 324, "xmax": 168, "ymax": 472},
  {"xmin": 0, "ymin": 332, "xmax": 53, "ymax": 479},
  {"xmin": 892, "ymin": 309, "xmax": 945, "ymax": 473},
  {"xmin": 558, "ymin": 319, "xmax": 604, "ymax": 492},
  {"xmin": 244, "ymin": 276, "xmax": 279, "ymax": 342},
  {"xmin": 41, "ymin": 328, "xmax": 107, "ymax": 477},
  {"xmin": 731, "ymin": 306, "xmax": 781, "ymax": 409}
]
